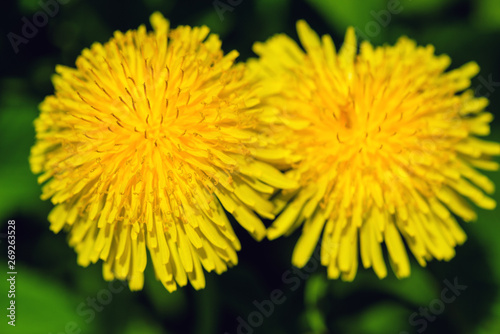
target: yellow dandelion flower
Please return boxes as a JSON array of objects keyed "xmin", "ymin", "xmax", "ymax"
[
  {"xmin": 249, "ymin": 21, "xmax": 500, "ymax": 280},
  {"xmin": 30, "ymin": 12, "xmax": 296, "ymax": 292}
]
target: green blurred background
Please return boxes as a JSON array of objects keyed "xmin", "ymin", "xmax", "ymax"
[{"xmin": 2, "ymin": 0, "xmax": 500, "ymax": 333}]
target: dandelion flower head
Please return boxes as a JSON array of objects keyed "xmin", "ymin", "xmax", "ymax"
[
  {"xmin": 248, "ymin": 21, "xmax": 500, "ymax": 280},
  {"xmin": 29, "ymin": 13, "xmax": 296, "ymax": 291}
]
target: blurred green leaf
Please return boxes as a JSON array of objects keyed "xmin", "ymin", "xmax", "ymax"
[
  {"xmin": 378, "ymin": 266, "xmax": 438, "ymax": 306},
  {"xmin": 195, "ymin": 9, "xmax": 230, "ymax": 36},
  {"xmin": 194, "ymin": 276, "xmax": 218, "ymax": 334},
  {"xmin": 477, "ymin": 299, "xmax": 500, "ymax": 333},
  {"xmin": 330, "ymin": 263, "xmax": 437, "ymax": 306},
  {"xmin": 0, "ymin": 79, "xmax": 43, "ymax": 222},
  {"xmin": 305, "ymin": 0, "xmax": 386, "ymax": 38},
  {"xmin": 18, "ymin": 0, "xmax": 40, "ymax": 13},
  {"xmin": 0, "ymin": 265, "xmax": 94, "ymax": 334},
  {"xmin": 255, "ymin": 0, "xmax": 290, "ymax": 38},
  {"xmin": 339, "ymin": 302, "xmax": 409, "ymax": 334},
  {"xmin": 473, "ymin": 0, "xmax": 500, "ymax": 31},
  {"xmin": 305, "ymin": 273, "xmax": 328, "ymax": 306},
  {"xmin": 399, "ymin": 0, "xmax": 453, "ymax": 15},
  {"xmin": 305, "ymin": 308, "xmax": 328, "ymax": 334},
  {"xmin": 123, "ymin": 318, "xmax": 164, "ymax": 334},
  {"xmin": 304, "ymin": 274, "xmax": 329, "ymax": 333},
  {"xmin": 144, "ymin": 264, "xmax": 187, "ymax": 318}
]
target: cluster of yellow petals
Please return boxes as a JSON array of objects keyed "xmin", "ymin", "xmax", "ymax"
[
  {"xmin": 31, "ymin": 13, "xmax": 500, "ymax": 291},
  {"xmin": 249, "ymin": 21, "xmax": 500, "ymax": 280},
  {"xmin": 30, "ymin": 13, "xmax": 295, "ymax": 291}
]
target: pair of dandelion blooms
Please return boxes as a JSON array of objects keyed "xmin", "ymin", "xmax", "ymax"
[{"xmin": 30, "ymin": 12, "xmax": 500, "ymax": 291}]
